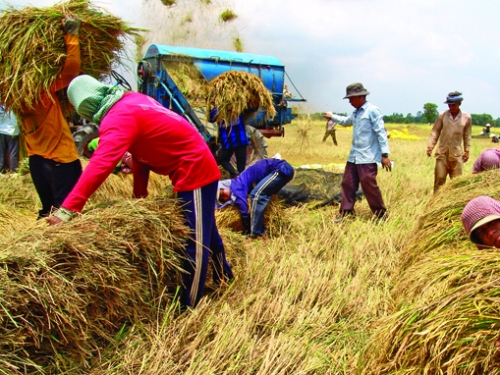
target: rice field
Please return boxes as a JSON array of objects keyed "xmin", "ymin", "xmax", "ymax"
[{"xmin": 0, "ymin": 119, "xmax": 498, "ymax": 374}]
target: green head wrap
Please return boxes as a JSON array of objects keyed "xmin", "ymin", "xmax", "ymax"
[{"xmin": 68, "ymin": 75, "xmax": 125, "ymax": 125}]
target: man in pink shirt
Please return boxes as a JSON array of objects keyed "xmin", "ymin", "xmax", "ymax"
[{"xmin": 47, "ymin": 75, "xmax": 233, "ymax": 308}]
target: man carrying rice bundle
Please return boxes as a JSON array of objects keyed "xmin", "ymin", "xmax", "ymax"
[
  {"xmin": 47, "ymin": 75, "xmax": 233, "ymax": 309},
  {"xmin": 20, "ymin": 17, "xmax": 83, "ymax": 219}
]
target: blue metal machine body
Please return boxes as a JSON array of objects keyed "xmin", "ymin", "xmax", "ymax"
[{"xmin": 137, "ymin": 44, "xmax": 305, "ymax": 139}]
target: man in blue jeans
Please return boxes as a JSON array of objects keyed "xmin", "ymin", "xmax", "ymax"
[{"xmin": 217, "ymin": 158, "xmax": 294, "ymax": 238}]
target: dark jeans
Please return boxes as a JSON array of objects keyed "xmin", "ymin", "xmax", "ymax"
[
  {"xmin": 177, "ymin": 180, "xmax": 233, "ymax": 308},
  {"xmin": 218, "ymin": 145, "xmax": 247, "ymax": 178},
  {"xmin": 29, "ymin": 155, "xmax": 82, "ymax": 219},
  {"xmin": 249, "ymin": 161, "xmax": 295, "ymax": 236},
  {"xmin": 340, "ymin": 162, "xmax": 386, "ymax": 217},
  {"xmin": 0, "ymin": 134, "xmax": 19, "ymax": 172}
]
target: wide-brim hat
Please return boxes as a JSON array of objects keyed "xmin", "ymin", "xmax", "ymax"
[
  {"xmin": 470, "ymin": 214, "xmax": 500, "ymax": 244},
  {"xmin": 444, "ymin": 91, "xmax": 463, "ymax": 104},
  {"xmin": 343, "ymin": 82, "xmax": 370, "ymax": 99}
]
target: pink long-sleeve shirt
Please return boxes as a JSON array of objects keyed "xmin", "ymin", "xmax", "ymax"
[{"xmin": 62, "ymin": 92, "xmax": 220, "ymax": 212}]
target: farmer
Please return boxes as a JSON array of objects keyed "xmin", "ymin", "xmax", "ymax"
[
  {"xmin": 322, "ymin": 118, "xmax": 338, "ymax": 146},
  {"xmin": 472, "ymin": 148, "xmax": 500, "ymax": 174},
  {"xmin": 217, "ymin": 158, "xmax": 295, "ymax": 238},
  {"xmin": 18, "ymin": 17, "xmax": 82, "ymax": 219},
  {"xmin": 426, "ymin": 91, "xmax": 472, "ymax": 193},
  {"xmin": 47, "ymin": 75, "xmax": 233, "ymax": 309},
  {"xmin": 461, "ymin": 196, "xmax": 500, "ymax": 249},
  {"xmin": 210, "ymin": 107, "xmax": 255, "ymax": 178},
  {"xmin": 0, "ymin": 105, "xmax": 19, "ymax": 172},
  {"xmin": 323, "ymin": 82, "xmax": 391, "ymax": 223}
]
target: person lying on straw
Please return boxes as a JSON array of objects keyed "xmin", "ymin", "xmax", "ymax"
[{"xmin": 47, "ymin": 75, "xmax": 233, "ymax": 309}]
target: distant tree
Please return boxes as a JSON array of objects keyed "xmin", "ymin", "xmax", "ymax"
[
  {"xmin": 471, "ymin": 113, "xmax": 494, "ymax": 126},
  {"xmin": 423, "ymin": 103, "xmax": 438, "ymax": 124}
]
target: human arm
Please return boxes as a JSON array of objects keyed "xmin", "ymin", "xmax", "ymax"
[
  {"xmin": 369, "ymin": 108, "xmax": 391, "ymax": 171},
  {"xmin": 59, "ymin": 108, "xmax": 137, "ymax": 213},
  {"xmin": 323, "ymin": 111, "xmax": 353, "ymax": 126},
  {"xmin": 426, "ymin": 113, "xmax": 443, "ymax": 157},
  {"xmin": 463, "ymin": 114, "xmax": 472, "ymax": 162},
  {"xmin": 52, "ymin": 18, "xmax": 81, "ymax": 92}
]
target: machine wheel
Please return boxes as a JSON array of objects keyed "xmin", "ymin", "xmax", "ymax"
[
  {"xmin": 73, "ymin": 123, "xmax": 99, "ymax": 158},
  {"xmin": 246, "ymin": 125, "xmax": 268, "ymax": 164}
]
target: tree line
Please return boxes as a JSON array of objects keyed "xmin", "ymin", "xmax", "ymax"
[{"xmin": 309, "ymin": 104, "xmax": 499, "ymax": 126}]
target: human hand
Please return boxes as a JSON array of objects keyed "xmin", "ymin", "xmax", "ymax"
[
  {"xmin": 463, "ymin": 151, "xmax": 469, "ymax": 162},
  {"xmin": 323, "ymin": 111, "xmax": 333, "ymax": 119},
  {"xmin": 62, "ymin": 17, "xmax": 81, "ymax": 35},
  {"xmin": 381, "ymin": 156, "xmax": 392, "ymax": 172},
  {"xmin": 46, "ymin": 216, "xmax": 63, "ymax": 226},
  {"xmin": 426, "ymin": 147, "xmax": 433, "ymax": 157}
]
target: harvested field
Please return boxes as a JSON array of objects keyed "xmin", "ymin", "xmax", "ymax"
[{"xmin": 0, "ymin": 122, "xmax": 497, "ymax": 374}]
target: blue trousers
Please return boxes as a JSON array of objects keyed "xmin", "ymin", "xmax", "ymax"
[
  {"xmin": 249, "ymin": 161, "xmax": 294, "ymax": 236},
  {"xmin": 0, "ymin": 134, "xmax": 19, "ymax": 172},
  {"xmin": 177, "ymin": 180, "xmax": 233, "ymax": 307}
]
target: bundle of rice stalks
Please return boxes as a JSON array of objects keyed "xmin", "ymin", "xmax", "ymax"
[
  {"xmin": 0, "ymin": 203, "xmax": 36, "ymax": 241},
  {"xmin": 362, "ymin": 258, "xmax": 500, "ymax": 374},
  {"xmin": 0, "ymin": 0, "xmax": 142, "ymax": 114},
  {"xmin": 88, "ymin": 171, "xmax": 174, "ymax": 204},
  {"xmin": 161, "ymin": 0, "xmax": 177, "ymax": 6},
  {"xmin": 397, "ymin": 170, "xmax": 498, "ymax": 278},
  {"xmin": 0, "ymin": 174, "xmax": 40, "ymax": 213},
  {"xmin": 0, "ymin": 197, "xmax": 188, "ymax": 373},
  {"xmin": 215, "ymin": 198, "xmax": 290, "ymax": 237},
  {"xmin": 163, "ymin": 60, "xmax": 208, "ymax": 108},
  {"xmin": 219, "ymin": 9, "xmax": 237, "ymax": 22},
  {"xmin": 360, "ymin": 171, "xmax": 500, "ymax": 374},
  {"xmin": 206, "ymin": 70, "xmax": 276, "ymax": 124}
]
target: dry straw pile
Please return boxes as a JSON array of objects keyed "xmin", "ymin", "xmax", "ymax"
[
  {"xmin": 216, "ymin": 198, "xmax": 290, "ymax": 238},
  {"xmin": 361, "ymin": 170, "xmax": 500, "ymax": 374},
  {"xmin": 0, "ymin": 196, "xmax": 189, "ymax": 373},
  {"xmin": 206, "ymin": 70, "xmax": 276, "ymax": 125},
  {"xmin": 0, "ymin": 0, "xmax": 141, "ymax": 114}
]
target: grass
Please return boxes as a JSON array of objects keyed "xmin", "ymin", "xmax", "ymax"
[{"xmin": 0, "ymin": 120, "xmax": 497, "ymax": 374}]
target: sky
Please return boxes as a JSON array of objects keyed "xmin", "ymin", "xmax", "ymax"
[{"xmin": 6, "ymin": 0, "xmax": 500, "ymax": 118}]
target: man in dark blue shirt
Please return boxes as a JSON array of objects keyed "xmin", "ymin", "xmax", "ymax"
[{"xmin": 211, "ymin": 108, "xmax": 258, "ymax": 178}]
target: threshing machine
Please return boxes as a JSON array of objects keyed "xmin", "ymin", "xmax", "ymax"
[{"xmin": 136, "ymin": 44, "xmax": 306, "ymax": 143}]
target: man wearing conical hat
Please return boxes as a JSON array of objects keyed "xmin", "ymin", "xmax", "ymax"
[{"xmin": 426, "ymin": 91, "xmax": 472, "ymax": 192}]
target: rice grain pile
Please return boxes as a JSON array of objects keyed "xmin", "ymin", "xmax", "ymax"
[
  {"xmin": 206, "ymin": 70, "xmax": 276, "ymax": 125},
  {"xmin": 0, "ymin": 197, "xmax": 189, "ymax": 374},
  {"xmin": 361, "ymin": 170, "xmax": 500, "ymax": 374},
  {"xmin": 0, "ymin": 0, "xmax": 142, "ymax": 114}
]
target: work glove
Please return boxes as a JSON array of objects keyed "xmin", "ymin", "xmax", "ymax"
[
  {"xmin": 63, "ymin": 18, "xmax": 81, "ymax": 35},
  {"xmin": 241, "ymin": 216, "xmax": 251, "ymax": 235}
]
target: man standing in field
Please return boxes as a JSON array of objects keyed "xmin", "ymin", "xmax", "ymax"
[
  {"xmin": 426, "ymin": 91, "xmax": 472, "ymax": 193},
  {"xmin": 322, "ymin": 118, "xmax": 338, "ymax": 145},
  {"xmin": 323, "ymin": 82, "xmax": 391, "ymax": 223}
]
